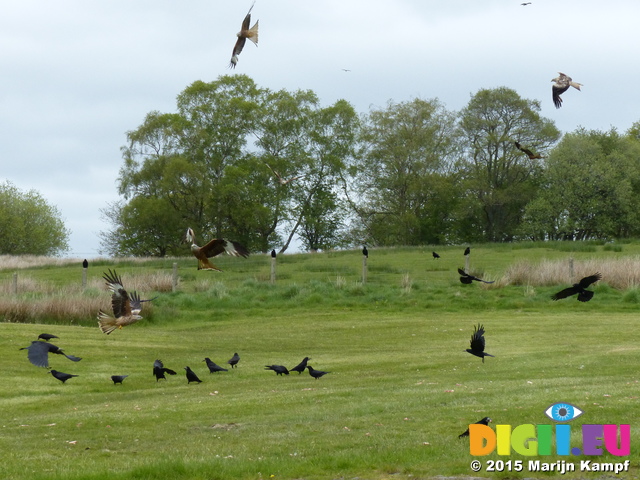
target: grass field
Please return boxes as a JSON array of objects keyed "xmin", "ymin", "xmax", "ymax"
[{"xmin": 1, "ymin": 242, "xmax": 639, "ymax": 479}]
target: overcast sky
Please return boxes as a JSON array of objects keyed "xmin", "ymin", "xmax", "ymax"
[{"xmin": 1, "ymin": 0, "xmax": 638, "ymax": 257}]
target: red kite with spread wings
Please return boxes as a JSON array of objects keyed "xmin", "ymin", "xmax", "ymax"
[
  {"xmin": 552, "ymin": 72, "xmax": 582, "ymax": 109},
  {"xmin": 98, "ymin": 269, "xmax": 155, "ymax": 334},
  {"xmin": 185, "ymin": 227, "xmax": 250, "ymax": 271},
  {"xmin": 229, "ymin": 2, "xmax": 259, "ymax": 68}
]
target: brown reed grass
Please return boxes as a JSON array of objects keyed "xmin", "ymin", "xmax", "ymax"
[{"xmin": 501, "ymin": 257, "xmax": 640, "ymax": 290}]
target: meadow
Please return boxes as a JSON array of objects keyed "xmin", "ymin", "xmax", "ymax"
[{"xmin": 1, "ymin": 242, "xmax": 639, "ymax": 480}]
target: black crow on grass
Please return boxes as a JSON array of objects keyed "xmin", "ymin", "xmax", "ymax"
[
  {"xmin": 227, "ymin": 352, "xmax": 240, "ymax": 368},
  {"xmin": 265, "ymin": 365, "xmax": 289, "ymax": 376},
  {"xmin": 204, "ymin": 358, "xmax": 228, "ymax": 373},
  {"xmin": 111, "ymin": 375, "xmax": 128, "ymax": 385},
  {"xmin": 307, "ymin": 365, "xmax": 329, "ymax": 379},
  {"xmin": 153, "ymin": 359, "xmax": 177, "ymax": 381},
  {"xmin": 185, "ymin": 366, "xmax": 202, "ymax": 384},
  {"xmin": 290, "ymin": 357, "xmax": 311, "ymax": 374},
  {"xmin": 49, "ymin": 370, "xmax": 78, "ymax": 383},
  {"xmin": 459, "ymin": 417, "xmax": 492, "ymax": 438}
]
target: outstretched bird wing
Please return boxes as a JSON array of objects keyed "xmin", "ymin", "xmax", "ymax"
[
  {"xmin": 229, "ymin": 2, "xmax": 258, "ymax": 68},
  {"xmin": 201, "ymin": 238, "xmax": 250, "ymax": 259},
  {"xmin": 578, "ymin": 273, "xmax": 602, "ymax": 289},
  {"xmin": 469, "ymin": 325, "xmax": 486, "ymax": 353},
  {"xmin": 551, "ymin": 286, "xmax": 579, "ymax": 300},
  {"xmin": 103, "ymin": 269, "xmax": 132, "ymax": 318}
]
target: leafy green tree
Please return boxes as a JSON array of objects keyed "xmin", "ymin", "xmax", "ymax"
[
  {"xmin": 0, "ymin": 181, "xmax": 69, "ymax": 255},
  {"xmin": 456, "ymin": 87, "xmax": 560, "ymax": 242},
  {"xmin": 354, "ymin": 98, "xmax": 458, "ymax": 246},
  {"xmin": 522, "ymin": 128, "xmax": 640, "ymax": 240}
]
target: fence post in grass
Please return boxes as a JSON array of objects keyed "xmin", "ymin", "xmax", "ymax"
[
  {"xmin": 569, "ymin": 257, "xmax": 574, "ymax": 282},
  {"xmin": 172, "ymin": 262, "xmax": 178, "ymax": 292},
  {"xmin": 12, "ymin": 272, "xmax": 17, "ymax": 294},
  {"xmin": 362, "ymin": 254, "xmax": 367, "ymax": 284},
  {"xmin": 270, "ymin": 250, "xmax": 276, "ymax": 284},
  {"xmin": 82, "ymin": 259, "xmax": 88, "ymax": 289},
  {"xmin": 465, "ymin": 253, "xmax": 470, "ymax": 273}
]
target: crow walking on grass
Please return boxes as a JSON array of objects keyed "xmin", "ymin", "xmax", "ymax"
[
  {"xmin": 551, "ymin": 273, "xmax": 602, "ymax": 302},
  {"xmin": 458, "ymin": 417, "xmax": 492, "ymax": 438},
  {"xmin": 265, "ymin": 365, "xmax": 289, "ymax": 376},
  {"xmin": 289, "ymin": 357, "xmax": 310, "ymax": 374},
  {"xmin": 185, "ymin": 366, "xmax": 202, "ymax": 384},
  {"xmin": 49, "ymin": 370, "xmax": 78, "ymax": 383},
  {"xmin": 111, "ymin": 375, "xmax": 128, "ymax": 385},
  {"xmin": 20, "ymin": 341, "xmax": 82, "ymax": 368},
  {"xmin": 432, "ymin": 251, "xmax": 440, "ymax": 259},
  {"xmin": 204, "ymin": 358, "xmax": 228, "ymax": 373},
  {"xmin": 227, "ymin": 352, "xmax": 240, "ymax": 368},
  {"xmin": 306, "ymin": 365, "xmax": 329, "ymax": 379},
  {"xmin": 153, "ymin": 359, "xmax": 177, "ymax": 381},
  {"xmin": 466, "ymin": 324, "xmax": 494, "ymax": 363}
]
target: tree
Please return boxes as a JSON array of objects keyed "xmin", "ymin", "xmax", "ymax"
[
  {"xmin": 0, "ymin": 181, "xmax": 69, "ymax": 255},
  {"xmin": 456, "ymin": 87, "xmax": 560, "ymax": 242},
  {"xmin": 353, "ymin": 98, "xmax": 458, "ymax": 246},
  {"xmin": 522, "ymin": 128, "xmax": 640, "ymax": 240}
]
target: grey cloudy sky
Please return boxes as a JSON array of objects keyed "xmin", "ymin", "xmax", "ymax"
[{"xmin": 1, "ymin": 0, "xmax": 638, "ymax": 257}]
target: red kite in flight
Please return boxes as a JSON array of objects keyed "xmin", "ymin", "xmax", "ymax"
[
  {"xmin": 265, "ymin": 163, "xmax": 304, "ymax": 185},
  {"xmin": 552, "ymin": 72, "xmax": 582, "ymax": 109},
  {"xmin": 514, "ymin": 141, "xmax": 543, "ymax": 159},
  {"xmin": 98, "ymin": 269, "xmax": 154, "ymax": 334},
  {"xmin": 229, "ymin": 2, "xmax": 259, "ymax": 68},
  {"xmin": 185, "ymin": 227, "xmax": 249, "ymax": 271}
]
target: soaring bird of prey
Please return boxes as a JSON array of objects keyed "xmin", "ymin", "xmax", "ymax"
[
  {"xmin": 184, "ymin": 227, "xmax": 249, "ymax": 271},
  {"xmin": 204, "ymin": 357, "xmax": 229, "ymax": 373},
  {"xmin": 185, "ymin": 366, "xmax": 203, "ymax": 384},
  {"xmin": 265, "ymin": 163, "xmax": 304, "ymax": 185},
  {"xmin": 464, "ymin": 247, "xmax": 470, "ymax": 256},
  {"xmin": 290, "ymin": 356, "xmax": 310, "ymax": 374},
  {"xmin": 265, "ymin": 365, "xmax": 290, "ymax": 376},
  {"xmin": 153, "ymin": 359, "xmax": 177, "ymax": 382},
  {"xmin": 552, "ymin": 72, "xmax": 582, "ymax": 109},
  {"xmin": 229, "ymin": 2, "xmax": 259, "ymax": 69},
  {"xmin": 466, "ymin": 324, "xmax": 494, "ymax": 362},
  {"xmin": 459, "ymin": 417, "xmax": 492, "ymax": 438},
  {"xmin": 307, "ymin": 365, "xmax": 329, "ymax": 379},
  {"xmin": 514, "ymin": 141, "xmax": 543, "ymax": 159},
  {"xmin": 228, "ymin": 352, "xmax": 241, "ymax": 368},
  {"xmin": 551, "ymin": 273, "xmax": 602, "ymax": 302},
  {"xmin": 38, "ymin": 333, "xmax": 58, "ymax": 341},
  {"xmin": 111, "ymin": 375, "xmax": 128, "ymax": 385},
  {"xmin": 20, "ymin": 341, "xmax": 82, "ymax": 368},
  {"xmin": 49, "ymin": 370, "xmax": 79, "ymax": 383},
  {"xmin": 458, "ymin": 268, "xmax": 494, "ymax": 284},
  {"xmin": 432, "ymin": 251, "xmax": 440, "ymax": 259},
  {"xmin": 98, "ymin": 269, "xmax": 154, "ymax": 334}
]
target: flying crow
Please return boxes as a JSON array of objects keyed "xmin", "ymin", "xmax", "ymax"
[
  {"xmin": 551, "ymin": 273, "xmax": 602, "ymax": 302},
  {"xmin": 458, "ymin": 268, "xmax": 494, "ymax": 284},
  {"xmin": 466, "ymin": 324, "xmax": 494, "ymax": 363},
  {"xmin": 20, "ymin": 341, "xmax": 82, "ymax": 368}
]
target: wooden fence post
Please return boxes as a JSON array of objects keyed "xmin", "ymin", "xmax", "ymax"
[
  {"xmin": 12, "ymin": 272, "xmax": 17, "ymax": 294},
  {"xmin": 172, "ymin": 263, "xmax": 178, "ymax": 292},
  {"xmin": 569, "ymin": 257, "xmax": 574, "ymax": 282},
  {"xmin": 270, "ymin": 256, "xmax": 276, "ymax": 284},
  {"xmin": 362, "ymin": 255, "xmax": 367, "ymax": 284}
]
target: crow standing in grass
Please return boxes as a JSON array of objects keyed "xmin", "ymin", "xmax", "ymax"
[
  {"xmin": 458, "ymin": 417, "xmax": 492, "ymax": 438},
  {"xmin": 153, "ymin": 359, "xmax": 177, "ymax": 381},
  {"xmin": 203, "ymin": 358, "xmax": 228, "ymax": 373},
  {"xmin": 466, "ymin": 324, "xmax": 494, "ymax": 363},
  {"xmin": 37, "ymin": 333, "xmax": 59, "ymax": 341},
  {"xmin": 20, "ymin": 341, "xmax": 82, "ymax": 368},
  {"xmin": 111, "ymin": 375, "xmax": 128, "ymax": 385},
  {"xmin": 289, "ymin": 357, "xmax": 311, "ymax": 374},
  {"xmin": 185, "ymin": 366, "xmax": 202, "ymax": 384},
  {"xmin": 306, "ymin": 365, "xmax": 329, "ymax": 379},
  {"xmin": 265, "ymin": 365, "xmax": 289, "ymax": 376},
  {"xmin": 49, "ymin": 370, "xmax": 78, "ymax": 383},
  {"xmin": 432, "ymin": 251, "xmax": 440, "ymax": 259},
  {"xmin": 227, "ymin": 352, "xmax": 240, "ymax": 368},
  {"xmin": 551, "ymin": 273, "xmax": 602, "ymax": 302}
]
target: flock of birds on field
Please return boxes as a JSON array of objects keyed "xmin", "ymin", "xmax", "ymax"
[{"xmin": 19, "ymin": 234, "xmax": 602, "ymax": 440}]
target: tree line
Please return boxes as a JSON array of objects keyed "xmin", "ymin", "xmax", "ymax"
[{"xmin": 96, "ymin": 74, "xmax": 640, "ymax": 256}]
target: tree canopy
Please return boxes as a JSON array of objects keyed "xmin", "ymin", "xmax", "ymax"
[
  {"xmin": 0, "ymin": 181, "xmax": 70, "ymax": 256},
  {"xmin": 100, "ymin": 75, "xmax": 640, "ymax": 256}
]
